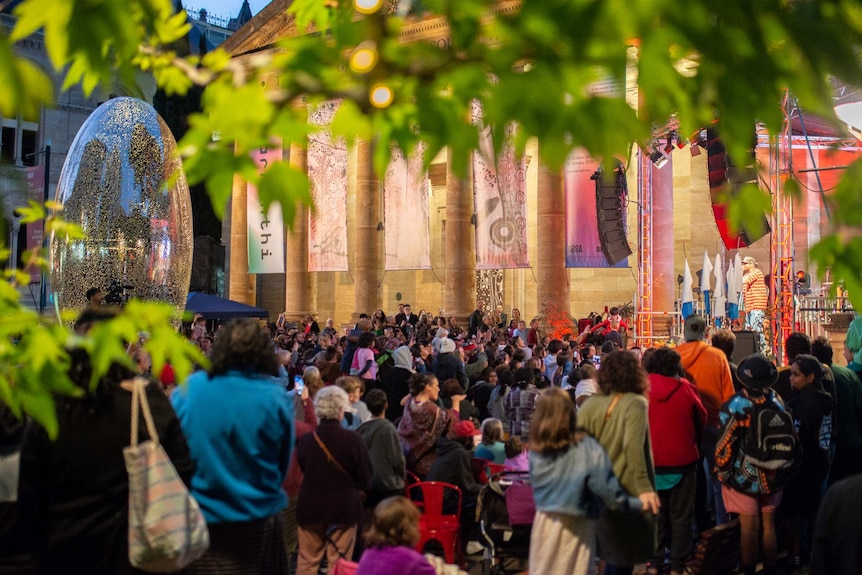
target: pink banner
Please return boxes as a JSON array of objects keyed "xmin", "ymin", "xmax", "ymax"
[
  {"xmin": 384, "ymin": 145, "xmax": 431, "ymax": 270},
  {"xmin": 652, "ymin": 157, "xmax": 675, "ymax": 312},
  {"xmin": 472, "ymin": 103, "xmax": 530, "ymax": 269},
  {"xmin": 25, "ymin": 166, "xmax": 44, "ymax": 282},
  {"xmin": 307, "ymin": 101, "xmax": 349, "ymax": 272},
  {"xmin": 564, "ymin": 149, "xmax": 627, "ymax": 268}
]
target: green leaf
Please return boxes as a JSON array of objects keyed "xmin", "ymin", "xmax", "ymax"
[
  {"xmin": 725, "ymin": 183, "xmax": 772, "ymax": 238},
  {"xmin": 258, "ymin": 163, "xmax": 312, "ymax": 230},
  {"xmin": 19, "ymin": 388, "xmax": 58, "ymax": 439},
  {"xmin": 0, "ymin": 34, "xmax": 55, "ymax": 118}
]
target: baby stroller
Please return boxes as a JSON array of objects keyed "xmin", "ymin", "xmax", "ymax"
[{"xmin": 478, "ymin": 470, "xmax": 534, "ymax": 574}]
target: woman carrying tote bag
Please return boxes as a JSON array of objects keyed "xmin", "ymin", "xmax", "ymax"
[
  {"xmin": 577, "ymin": 351, "xmax": 661, "ymax": 575},
  {"xmin": 19, "ymin": 307, "xmax": 195, "ymax": 575}
]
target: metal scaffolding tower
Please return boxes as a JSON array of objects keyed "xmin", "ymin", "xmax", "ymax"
[
  {"xmin": 770, "ymin": 94, "xmax": 795, "ymax": 364},
  {"xmin": 637, "ymin": 148, "xmax": 654, "ymax": 344}
]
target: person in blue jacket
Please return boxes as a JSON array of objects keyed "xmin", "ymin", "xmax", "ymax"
[
  {"xmin": 529, "ymin": 387, "xmax": 645, "ymax": 575},
  {"xmin": 172, "ymin": 318, "xmax": 294, "ymax": 574}
]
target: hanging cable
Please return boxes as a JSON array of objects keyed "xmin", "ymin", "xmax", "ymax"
[{"xmin": 792, "ymin": 98, "xmax": 833, "ymax": 224}]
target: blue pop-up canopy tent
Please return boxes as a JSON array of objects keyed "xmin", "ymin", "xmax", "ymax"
[{"xmin": 185, "ymin": 291, "xmax": 269, "ymax": 320}]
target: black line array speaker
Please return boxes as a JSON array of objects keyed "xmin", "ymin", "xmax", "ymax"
[
  {"xmin": 594, "ymin": 167, "xmax": 632, "ymax": 265},
  {"xmin": 731, "ymin": 330, "xmax": 760, "ymax": 364},
  {"xmin": 705, "ymin": 127, "xmax": 770, "ymax": 249}
]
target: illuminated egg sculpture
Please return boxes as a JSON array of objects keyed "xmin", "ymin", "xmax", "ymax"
[{"xmin": 51, "ymin": 97, "xmax": 193, "ymax": 315}]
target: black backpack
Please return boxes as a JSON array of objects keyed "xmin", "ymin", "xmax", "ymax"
[{"xmin": 742, "ymin": 403, "xmax": 797, "ymax": 470}]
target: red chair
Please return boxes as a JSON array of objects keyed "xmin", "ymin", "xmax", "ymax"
[
  {"xmin": 471, "ymin": 457, "xmax": 491, "ymax": 484},
  {"xmin": 405, "ymin": 469, "xmax": 422, "ymax": 489},
  {"xmin": 472, "ymin": 459, "xmax": 511, "ymax": 484},
  {"xmin": 485, "ymin": 462, "xmax": 508, "ymax": 480},
  {"xmin": 330, "ymin": 558, "xmax": 359, "ymax": 575},
  {"xmin": 407, "ymin": 481, "xmax": 462, "ymax": 564}
]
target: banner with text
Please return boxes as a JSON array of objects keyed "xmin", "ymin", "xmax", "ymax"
[
  {"xmin": 247, "ymin": 144, "xmax": 285, "ymax": 274},
  {"xmin": 564, "ymin": 149, "xmax": 627, "ymax": 268},
  {"xmin": 308, "ymin": 101, "xmax": 349, "ymax": 272},
  {"xmin": 472, "ymin": 102, "xmax": 530, "ymax": 269},
  {"xmin": 384, "ymin": 145, "xmax": 431, "ymax": 270},
  {"xmin": 25, "ymin": 166, "xmax": 45, "ymax": 282}
]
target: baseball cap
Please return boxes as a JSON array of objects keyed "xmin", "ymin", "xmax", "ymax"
[
  {"xmin": 453, "ymin": 420, "xmax": 482, "ymax": 438},
  {"xmin": 736, "ymin": 354, "xmax": 778, "ymax": 389},
  {"xmin": 684, "ymin": 315, "xmax": 706, "ymax": 342},
  {"xmin": 742, "ymin": 256, "xmax": 757, "ymax": 265}
]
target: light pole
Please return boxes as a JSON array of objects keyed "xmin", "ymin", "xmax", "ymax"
[{"xmin": 39, "ymin": 139, "xmax": 50, "ymax": 316}]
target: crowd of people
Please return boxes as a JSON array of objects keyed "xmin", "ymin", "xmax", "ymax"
[{"xmin": 2, "ymin": 300, "xmax": 862, "ymax": 575}]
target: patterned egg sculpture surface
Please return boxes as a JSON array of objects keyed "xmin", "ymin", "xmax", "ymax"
[{"xmin": 51, "ymin": 97, "xmax": 192, "ymax": 315}]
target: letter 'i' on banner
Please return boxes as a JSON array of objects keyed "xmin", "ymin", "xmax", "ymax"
[{"xmin": 247, "ymin": 144, "xmax": 285, "ymax": 274}]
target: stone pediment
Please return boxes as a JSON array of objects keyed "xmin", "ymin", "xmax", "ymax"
[
  {"xmin": 223, "ymin": 0, "xmax": 521, "ymax": 57},
  {"xmin": 221, "ymin": 0, "xmax": 296, "ymax": 56}
]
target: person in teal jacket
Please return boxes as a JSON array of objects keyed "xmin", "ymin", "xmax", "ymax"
[{"xmin": 172, "ymin": 318, "xmax": 295, "ymax": 574}]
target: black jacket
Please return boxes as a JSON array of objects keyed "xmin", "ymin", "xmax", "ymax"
[
  {"xmin": 787, "ymin": 385, "xmax": 834, "ymax": 487},
  {"xmin": 20, "ymin": 380, "xmax": 193, "ymax": 575},
  {"xmin": 810, "ymin": 474, "xmax": 862, "ymax": 575},
  {"xmin": 433, "ymin": 352, "xmax": 468, "ymax": 389},
  {"xmin": 383, "ymin": 366, "xmax": 413, "ymax": 422},
  {"xmin": 467, "ymin": 309, "xmax": 483, "ymax": 337},
  {"xmin": 426, "ymin": 435, "xmax": 480, "ymax": 514},
  {"xmin": 296, "ymin": 419, "xmax": 373, "ymax": 525},
  {"xmin": 357, "ymin": 418, "xmax": 405, "ymax": 493}
]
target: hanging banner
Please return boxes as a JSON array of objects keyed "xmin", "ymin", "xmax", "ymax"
[
  {"xmin": 384, "ymin": 145, "xmax": 431, "ymax": 270},
  {"xmin": 307, "ymin": 101, "xmax": 349, "ymax": 272},
  {"xmin": 247, "ymin": 144, "xmax": 285, "ymax": 274},
  {"xmin": 564, "ymin": 149, "xmax": 627, "ymax": 268},
  {"xmin": 25, "ymin": 166, "xmax": 45, "ymax": 282},
  {"xmin": 472, "ymin": 102, "xmax": 530, "ymax": 270}
]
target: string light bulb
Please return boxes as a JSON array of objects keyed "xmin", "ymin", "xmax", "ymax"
[
  {"xmin": 355, "ymin": 0, "xmax": 384, "ymax": 14},
  {"xmin": 370, "ymin": 84, "xmax": 394, "ymax": 108},
  {"xmin": 350, "ymin": 42, "xmax": 378, "ymax": 74}
]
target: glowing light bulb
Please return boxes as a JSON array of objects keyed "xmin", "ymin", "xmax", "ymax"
[
  {"xmin": 349, "ymin": 42, "xmax": 378, "ymax": 74},
  {"xmin": 370, "ymin": 84, "xmax": 394, "ymax": 108},
  {"xmin": 355, "ymin": 0, "xmax": 384, "ymax": 14}
]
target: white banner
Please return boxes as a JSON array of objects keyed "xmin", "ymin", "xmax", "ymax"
[
  {"xmin": 384, "ymin": 145, "xmax": 431, "ymax": 270},
  {"xmin": 471, "ymin": 101, "xmax": 530, "ymax": 269},
  {"xmin": 307, "ymin": 101, "xmax": 349, "ymax": 272},
  {"xmin": 247, "ymin": 144, "xmax": 285, "ymax": 274}
]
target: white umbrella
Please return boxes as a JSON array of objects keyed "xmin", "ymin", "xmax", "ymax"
[
  {"xmin": 713, "ymin": 253, "xmax": 726, "ymax": 318},
  {"xmin": 702, "ymin": 250, "xmax": 713, "ymax": 316},
  {"xmin": 682, "ymin": 260, "xmax": 694, "ymax": 319}
]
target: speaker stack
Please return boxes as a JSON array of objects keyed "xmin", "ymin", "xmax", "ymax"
[
  {"xmin": 705, "ymin": 128, "xmax": 771, "ymax": 249},
  {"xmin": 594, "ymin": 167, "xmax": 632, "ymax": 265},
  {"xmin": 731, "ymin": 330, "xmax": 761, "ymax": 364}
]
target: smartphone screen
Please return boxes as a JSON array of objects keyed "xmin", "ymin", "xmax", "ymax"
[
  {"xmin": 294, "ymin": 375, "xmax": 304, "ymax": 393},
  {"xmin": 593, "ymin": 354, "xmax": 601, "ymax": 368}
]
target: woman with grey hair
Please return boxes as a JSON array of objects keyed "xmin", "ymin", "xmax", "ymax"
[{"xmin": 295, "ymin": 386, "xmax": 373, "ymax": 574}]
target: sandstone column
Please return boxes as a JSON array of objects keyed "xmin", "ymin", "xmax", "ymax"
[
  {"xmin": 283, "ymin": 142, "xmax": 311, "ymax": 321},
  {"xmin": 536, "ymin": 158, "xmax": 570, "ymax": 330},
  {"xmin": 353, "ymin": 139, "xmax": 380, "ymax": 318},
  {"xmin": 228, "ymin": 170, "xmax": 256, "ymax": 305},
  {"xmin": 444, "ymin": 149, "xmax": 475, "ymax": 320}
]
